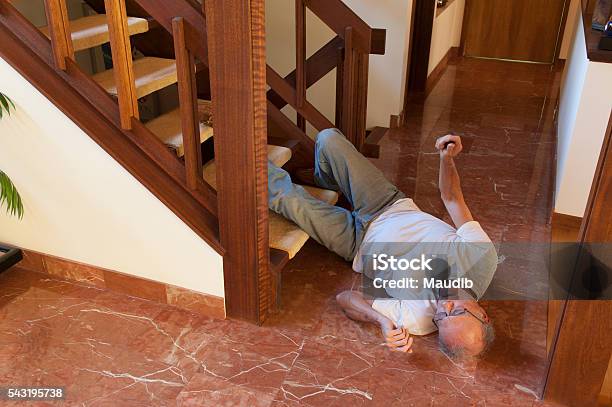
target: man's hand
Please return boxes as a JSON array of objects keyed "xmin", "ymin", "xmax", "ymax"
[
  {"xmin": 435, "ymin": 134, "xmax": 463, "ymax": 159},
  {"xmin": 335, "ymin": 291, "xmax": 414, "ymax": 354},
  {"xmin": 380, "ymin": 317, "xmax": 414, "ymax": 353}
]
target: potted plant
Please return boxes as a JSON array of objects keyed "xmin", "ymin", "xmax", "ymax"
[{"xmin": 0, "ymin": 92, "xmax": 23, "ymax": 272}]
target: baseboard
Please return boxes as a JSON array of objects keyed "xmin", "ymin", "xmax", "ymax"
[
  {"xmin": 426, "ymin": 46, "xmax": 460, "ymax": 95},
  {"xmin": 15, "ymin": 249, "xmax": 226, "ymax": 319},
  {"xmin": 551, "ymin": 212, "xmax": 583, "ymax": 242},
  {"xmin": 389, "ymin": 114, "xmax": 400, "ymax": 129}
]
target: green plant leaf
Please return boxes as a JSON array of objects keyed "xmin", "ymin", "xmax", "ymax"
[
  {"xmin": 0, "ymin": 170, "xmax": 24, "ymax": 219},
  {"xmin": 0, "ymin": 93, "xmax": 22, "ymax": 218},
  {"xmin": 0, "ymin": 93, "xmax": 10, "ymax": 117}
]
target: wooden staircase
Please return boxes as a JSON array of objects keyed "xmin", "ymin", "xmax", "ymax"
[
  {"xmin": 39, "ymin": 14, "xmax": 148, "ymax": 51},
  {"xmin": 0, "ymin": 0, "xmax": 385, "ymax": 323}
]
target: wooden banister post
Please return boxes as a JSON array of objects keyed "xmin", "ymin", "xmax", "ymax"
[
  {"xmin": 205, "ymin": 0, "xmax": 271, "ymax": 323},
  {"xmin": 43, "ymin": 0, "xmax": 74, "ymax": 70},
  {"xmin": 354, "ymin": 51, "xmax": 369, "ymax": 151},
  {"xmin": 335, "ymin": 45, "xmax": 344, "ymax": 129},
  {"xmin": 172, "ymin": 17, "xmax": 202, "ymax": 191},
  {"xmin": 104, "ymin": 0, "xmax": 139, "ymax": 130},
  {"xmin": 342, "ymin": 26, "xmax": 355, "ymax": 143},
  {"xmin": 296, "ymin": 0, "xmax": 306, "ymax": 131}
]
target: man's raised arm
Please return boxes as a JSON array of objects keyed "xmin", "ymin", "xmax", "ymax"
[{"xmin": 435, "ymin": 135, "xmax": 474, "ymax": 228}]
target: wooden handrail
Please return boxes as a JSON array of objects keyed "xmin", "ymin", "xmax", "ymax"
[
  {"xmin": 104, "ymin": 0, "xmax": 139, "ymax": 130},
  {"xmin": 304, "ymin": 0, "xmax": 386, "ymax": 54},
  {"xmin": 172, "ymin": 17, "xmax": 202, "ymax": 191},
  {"xmin": 42, "ymin": 0, "xmax": 74, "ymax": 70}
]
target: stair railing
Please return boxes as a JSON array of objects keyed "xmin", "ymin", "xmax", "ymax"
[
  {"xmin": 35, "ymin": 0, "xmax": 217, "ymax": 220},
  {"xmin": 17, "ymin": 0, "xmax": 386, "ymax": 323},
  {"xmin": 266, "ymin": 0, "xmax": 386, "ymax": 152}
]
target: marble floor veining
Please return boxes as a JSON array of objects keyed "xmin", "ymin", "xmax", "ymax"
[{"xmin": 0, "ymin": 57, "xmax": 566, "ymax": 406}]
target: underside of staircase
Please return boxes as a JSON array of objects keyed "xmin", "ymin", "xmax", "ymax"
[{"xmin": 0, "ymin": 0, "xmax": 385, "ymax": 324}]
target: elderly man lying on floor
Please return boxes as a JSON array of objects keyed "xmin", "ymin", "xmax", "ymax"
[{"xmin": 268, "ymin": 129, "xmax": 498, "ymax": 358}]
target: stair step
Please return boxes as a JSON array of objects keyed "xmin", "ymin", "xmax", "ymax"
[
  {"xmin": 147, "ymin": 99, "xmax": 214, "ymax": 157},
  {"xmin": 202, "ymin": 146, "xmax": 339, "ymax": 259},
  {"xmin": 269, "ymin": 186, "xmax": 339, "ymax": 258},
  {"xmin": 40, "ymin": 15, "xmax": 149, "ymax": 52},
  {"xmin": 202, "ymin": 145, "xmax": 292, "ymax": 189},
  {"xmin": 92, "ymin": 57, "xmax": 177, "ymax": 99}
]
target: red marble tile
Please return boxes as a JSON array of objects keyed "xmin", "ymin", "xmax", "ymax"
[
  {"xmin": 91, "ymin": 289, "xmax": 168, "ymax": 318},
  {"xmin": 265, "ymin": 240, "xmax": 356, "ymax": 333},
  {"xmin": 275, "ymin": 339, "xmax": 377, "ymax": 405},
  {"xmin": 55, "ymin": 347, "xmax": 187, "ymax": 405},
  {"xmin": 125, "ymin": 308, "xmax": 217, "ymax": 384},
  {"xmin": 177, "ymin": 373, "xmax": 276, "ymax": 407}
]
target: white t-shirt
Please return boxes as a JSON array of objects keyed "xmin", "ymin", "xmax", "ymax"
[{"xmin": 353, "ymin": 198, "xmax": 497, "ymax": 335}]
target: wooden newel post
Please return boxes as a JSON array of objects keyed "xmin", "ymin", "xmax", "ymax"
[{"xmin": 205, "ymin": 0, "xmax": 271, "ymax": 323}]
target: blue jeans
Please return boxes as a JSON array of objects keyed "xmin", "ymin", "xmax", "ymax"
[{"xmin": 268, "ymin": 128, "xmax": 405, "ymax": 261}]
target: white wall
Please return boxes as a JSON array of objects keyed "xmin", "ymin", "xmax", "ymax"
[
  {"xmin": 0, "ymin": 58, "xmax": 225, "ymax": 298},
  {"xmin": 555, "ymin": 14, "xmax": 612, "ymax": 217},
  {"xmin": 266, "ymin": 0, "xmax": 414, "ymax": 130},
  {"xmin": 428, "ymin": 0, "xmax": 465, "ymax": 76}
]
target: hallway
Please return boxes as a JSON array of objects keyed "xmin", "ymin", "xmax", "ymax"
[{"xmin": 0, "ymin": 57, "xmax": 564, "ymax": 406}]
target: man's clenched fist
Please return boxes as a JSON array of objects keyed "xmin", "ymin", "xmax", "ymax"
[{"xmin": 435, "ymin": 134, "xmax": 463, "ymax": 159}]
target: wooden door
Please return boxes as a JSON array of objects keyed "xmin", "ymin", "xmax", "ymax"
[{"xmin": 462, "ymin": 0, "xmax": 568, "ymax": 63}]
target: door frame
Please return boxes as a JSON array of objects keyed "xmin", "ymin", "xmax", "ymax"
[
  {"xmin": 403, "ymin": 0, "xmax": 436, "ymax": 101},
  {"xmin": 544, "ymin": 112, "xmax": 612, "ymax": 405}
]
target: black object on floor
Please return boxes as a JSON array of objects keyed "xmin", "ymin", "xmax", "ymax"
[{"xmin": 0, "ymin": 244, "xmax": 23, "ymax": 274}]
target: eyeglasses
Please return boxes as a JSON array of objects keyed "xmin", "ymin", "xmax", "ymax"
[{"xmin": 432, "ymin": 306, "xmax": 489, "ymax": 328}]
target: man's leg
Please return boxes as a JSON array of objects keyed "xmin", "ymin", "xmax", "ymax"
[
  {"xmin": 314, "ymin": 129, "xmax": 405, "ymax": 223},
  {"xmin": 268, "ymin": 161, "xmax": 358, "ymax": 260}
]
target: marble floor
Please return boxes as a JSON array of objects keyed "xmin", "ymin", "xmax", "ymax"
[{"xmin": 0, "ymin": 57, "xmax": 566, "ymax": 406}]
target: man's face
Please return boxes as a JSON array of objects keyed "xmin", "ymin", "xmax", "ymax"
[{"xmin": 436, "ymin": 300, "xmax": 489, "ymax": 357}]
